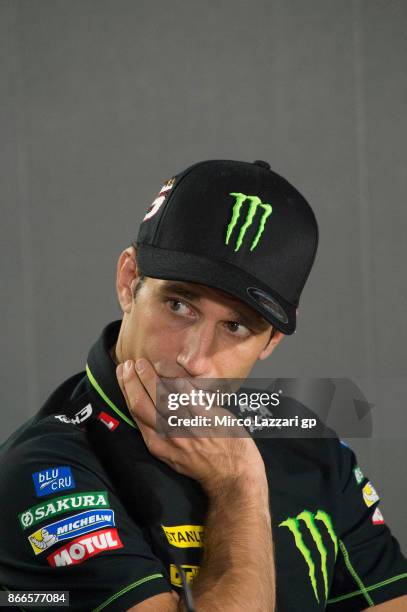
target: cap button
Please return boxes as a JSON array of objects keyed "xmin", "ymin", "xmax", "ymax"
[{"xmin": 253, "ymin": 160, "xmax": 271, "ymax": 170}]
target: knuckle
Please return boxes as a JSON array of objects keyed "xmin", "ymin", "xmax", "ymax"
[
  {"xmin": 130, "ymin": 392, "xmax": 140, "ymax": 408},
  {"xmin": 147, "ymin": 438, "xmax": 164, "ymax": 459}
]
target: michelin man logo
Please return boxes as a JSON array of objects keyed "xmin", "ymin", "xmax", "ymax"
[{"xmin": 29, "ymin": 528, "xmax": 58, "ymax": 551}]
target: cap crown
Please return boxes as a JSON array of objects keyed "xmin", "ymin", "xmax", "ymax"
[{"xmin": 137, "ymin": 160, "xmax": 318, "ymax": 307}]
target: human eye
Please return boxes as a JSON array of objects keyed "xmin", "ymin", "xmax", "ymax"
[
  {"xmin": 165, "ymin": 298, "xmax": 194, "ymax": 317},
  {"xmin": 225, "ymin": 321, "xmax": 251, "ymax": 338}
]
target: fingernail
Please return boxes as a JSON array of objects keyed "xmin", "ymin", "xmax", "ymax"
[
  {"xmin": 135, "ymin": 358, "xmax": 145, "ymax": 373},
  {"xmin": 124, "ymin": 360, "xmax": 133, "ymax": 376},
  {"xmin": 116, "ymin": 364, "xmax": 123, "ymax": 379}
]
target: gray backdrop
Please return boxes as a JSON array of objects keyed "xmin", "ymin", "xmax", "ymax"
[{"xmin": 1, "ymin": 0, "xmax": 406, "ymax": 550}]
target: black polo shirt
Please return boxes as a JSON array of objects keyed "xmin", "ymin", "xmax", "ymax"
[{"xmin": 0, "ymin": 320, "xmax": 406, "ymax": 611}]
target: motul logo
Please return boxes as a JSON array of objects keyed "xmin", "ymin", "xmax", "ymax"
[{"xmin": 47, "ymin": 527, "xmax": 123, "ymax": 567}]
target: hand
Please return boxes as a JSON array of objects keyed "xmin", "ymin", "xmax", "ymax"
[{"xmin": 116, "ymin": 358, "xmax": 266, "ymax": 494}]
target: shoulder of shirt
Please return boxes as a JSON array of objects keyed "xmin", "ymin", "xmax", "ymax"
[{"xmin": 0, "ymin": 370, "xmax": 97, "ymax": 472}]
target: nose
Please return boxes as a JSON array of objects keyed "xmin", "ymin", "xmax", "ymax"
[{"xmin": 176, "ymin": 322, "xmax": 216, "ymax": 377}]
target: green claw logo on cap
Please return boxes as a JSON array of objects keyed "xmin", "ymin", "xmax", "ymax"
[{"xmin": 225, "ymin": 193, "xmax": 273, "ymax": 252}]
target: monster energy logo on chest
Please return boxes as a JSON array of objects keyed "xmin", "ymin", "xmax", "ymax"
[
  {"xmin": 279, "ymin": 509, "xmax": 338, "ymax": 604},
  {"xmin": 225, "ymin": 192, "xmax": 273, "ymax": 252}
]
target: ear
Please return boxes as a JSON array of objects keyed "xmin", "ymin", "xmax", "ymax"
[
  {"xmin": 115, "ymin": 245, "xmax": 141, "ymax": 314},
  {"xmin": 258, "ymin": 329, "xmax": 285, "ymax": 361}
]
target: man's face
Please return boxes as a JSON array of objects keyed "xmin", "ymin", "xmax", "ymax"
[{"xmin": 115, "ymin": 248, "xmax": 284, "ymax": 380}]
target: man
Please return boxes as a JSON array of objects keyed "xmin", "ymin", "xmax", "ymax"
[{"xmin": 0, "ymin": 159, "xmax": 406, "ymax": 611}]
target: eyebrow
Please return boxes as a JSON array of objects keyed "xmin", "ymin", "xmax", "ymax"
[{"xmin": 159, "ymin": 282, "xmax": 270, "ymax": 331}]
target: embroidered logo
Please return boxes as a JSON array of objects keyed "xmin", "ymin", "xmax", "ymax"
[
  {"xmin": 279, "ymin": 509, "xmax": 338, "ymax": 604},
  {"xmin": 225, "ymin": 193, "xmax": 272, "ymax": 252},
  {"xmin": 161, "ymin": 524, "xmax": 204, "ymax": 548},
  {"xmin": 143, "ymin": 178, "xmax": 175, "ymax": 221}
]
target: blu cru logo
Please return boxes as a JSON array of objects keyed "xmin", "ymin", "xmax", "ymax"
[{"xmin": 32, "ymin": 466, "xmax": 75, "ymax": 498}]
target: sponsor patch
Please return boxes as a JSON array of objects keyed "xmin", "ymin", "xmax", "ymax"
[
  {"xmin": 32, "ymin": 466, "xmax": 75, "ymax": 498},
  {"xmin": 362, "ymin": 481, "xmax": 380, "ymax": 507},
  {"xmin": 225, "ymin": 193, "xmax": 272, "ymax": 253},
  {"xmin": 279, "ymin": 509, "xmax": 338, "ymax": 603},
  {"xmin": 162, "ymin": 524, "xmax": 204, "ymax": 548},
  {"xmin": 28, "ymin": 509, "xmax": 115, "ymax": 555},
  {"xmin": 19, "ymin": 491, "xmax": 109, "ymax": 530},
  {"xmin": 372, "ymin": 507, "xmax": 385, "ymax": 525},
  {"xmin": 353, "ymin": 466, "xmax": 364, "ymax": 485},
  {"xmin": 143, "ymin": 178, "xmax": 175, "ymax": 221},
  {"xmin": 170, "ymin": 564, "xmax": 200, "ymax": 587},
  {"xmin": 47, "ymin": 527, "xmax": 123, "ymax": 567},
  {"xmin": 54, "ymin": 403, "xmax": 93, "ymax": 426},
  {"xmin": 97, "ymin": 411, "xmax": 119, "ymax": 432}
]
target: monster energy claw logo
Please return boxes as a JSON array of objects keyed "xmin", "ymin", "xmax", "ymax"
[
  {"xmin": 225, "ymin": 193, "xmax": 272, "ymax": 252},
  {"xmin": 279, "ymin": 509, "xmax": 338, "ymax": 604}
]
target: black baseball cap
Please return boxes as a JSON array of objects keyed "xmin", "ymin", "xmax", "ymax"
[{"xmin": 135, "ymin": 159, "xmax": 318, "ymax": 335}]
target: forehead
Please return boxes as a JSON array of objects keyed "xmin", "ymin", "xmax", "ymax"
[{"xmin": 151, "ymin": 278, "xmax": 271, "ymax": 329}]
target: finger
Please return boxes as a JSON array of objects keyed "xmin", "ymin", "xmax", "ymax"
[
  {"xmin": 156, "ymin": 378, "xmax": 177, "ymax": 417},
  {"xmin": 116, "ymin": 361, "xmax": 157, "ymax": 430},
  {"xmin": 161, "ymin": 376, "xmax": 208, "ymax": 415},
  {"xmin": 117, "ymin": 362, "xmax": 170, "ymax": 449},
  {"xmin": 134, "ymin": 358, "xmax": 159, "ymax": 405},
  {"xmin": 116, "ymin": 364, "xmax": 132, "ymax": 411},
  {"xmin": 116, "ymin": 364, "xmax": 147, "ymax": 432},
  {"xmin": 133, "ymin": 359, "xmax": 197, "ymax": 409},
  {"xmin": 117, "ymin": 364, "xmax": 184, "ymax": 461}
]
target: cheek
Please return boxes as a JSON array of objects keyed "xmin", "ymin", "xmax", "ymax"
[{"xmin": 137, "ymin": 310, "xmax": 182, "ymax": 360}]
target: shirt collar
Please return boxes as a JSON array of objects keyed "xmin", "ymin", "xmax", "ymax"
[{"xmin": 85, "ymin": 319, "xmax": 137, "ymax": 429}]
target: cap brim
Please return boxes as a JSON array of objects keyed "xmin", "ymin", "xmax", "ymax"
[{"xmin": 137, "ymin": 244, "xmax": 297, "ymax": 334}]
